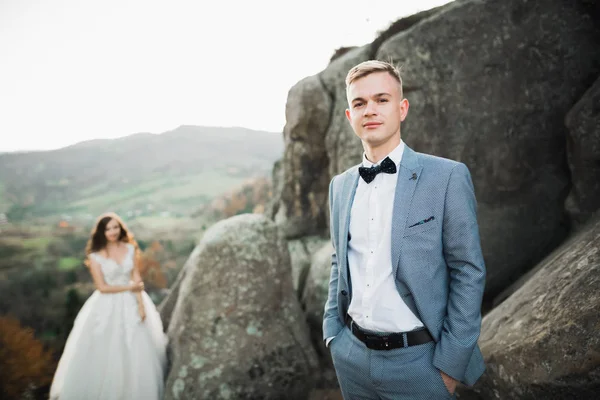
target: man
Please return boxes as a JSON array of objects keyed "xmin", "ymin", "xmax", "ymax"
[{"xmin": 323, "ymin": 60, "xmax": 486, "ymax": 399}]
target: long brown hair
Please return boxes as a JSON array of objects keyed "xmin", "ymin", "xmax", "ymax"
[{"xmin": 84, "ymin": 212, "xmax": 141, "ymax": 267}]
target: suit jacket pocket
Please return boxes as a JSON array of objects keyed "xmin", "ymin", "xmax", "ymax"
[{"xmin": 403, "ymin": 219, "xmax": 438, "ymax": 237}]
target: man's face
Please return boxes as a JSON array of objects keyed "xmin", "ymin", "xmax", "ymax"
[{"xmin": 345, "ymin": 71, "xmax": 408, "ymax": 149}]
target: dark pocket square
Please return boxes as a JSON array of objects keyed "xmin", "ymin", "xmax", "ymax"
[{"xmin": 408, "ymin": 216, "xmax": 435, "ymax": 228}]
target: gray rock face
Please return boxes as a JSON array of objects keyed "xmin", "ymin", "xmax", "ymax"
[
  {"xmin": 376, "ymin": 0, "xmax": 600, "ymax": 298},
  {"xmin": 300, "ymin": 242, "xmax": 340, "ymax": 391},
  {"xmin": 467, "ymin": 216, "xmax": 600, "ymax": 399},
  {"xmin": 270, "ymin": 75, "xmax": 332, "ymax": 239},
  {"xmin": 301, "ymin": 242, "xmax": 335, "ymax": 365},
  {"xmin": 158, "ymin": 245, "xmax": 201, "ymax": 331},
  {"xmin": 565, "ymin": 75, "xmax": 600, "ymax": 228},
  {"xmin": 164, "ymin": 214, "xmax": 318, "ymax": 400},
  {"xmin": 269, "ymin": 0, "xmax": 600, "ymax": 299},
  {"xmin": 320, "ymin": 5, "xmax": 449, "ymax": 178},
  {"xmin": 287, "ymin": 236, "xmax": 329, "ymax": 301},
  {"xmin": 320, "ymin": 46, "xmax": 371, "ymax": 178},
  {"xmin": 267, "ymin": 7, "xmax": 448, "ymax": 242}
]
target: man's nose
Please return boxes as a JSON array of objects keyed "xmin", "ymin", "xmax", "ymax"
[{"xmin": 363, "ymin": 100, "xmax": 377, "ymax": 116}]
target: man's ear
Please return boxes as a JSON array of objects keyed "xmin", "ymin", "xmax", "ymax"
[
  {"xmin": 400, "ymin": 98, "xmax": 409, "ymax": 121},
  {"xmin": 345, "ymin": 108, "xmax": 352, "ymax": 123}
]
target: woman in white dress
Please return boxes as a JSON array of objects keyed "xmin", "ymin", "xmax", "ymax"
[{"xmin": 49, "ymin": 212, "xmax": 168, "ymax": 400}]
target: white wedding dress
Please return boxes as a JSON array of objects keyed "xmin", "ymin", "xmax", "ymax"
[{"xmin": 49, "ymin": 243, "xmax": 168, "ymax": 400}]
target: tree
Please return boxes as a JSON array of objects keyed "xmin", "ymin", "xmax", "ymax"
[
  {"xmin": 137, "ymin": 241, "xmax": 167, "ymax": 290},
  {"xmin": 64, "ymin": 289, "xmax": 83, "ymax": 334},
  {"xmin": 0, "ymin": 315, "xmax": 56, "ymax": 400},
  {"xmin": 208, "ymin": 176, "xmax": 272, "ymax": 219}
]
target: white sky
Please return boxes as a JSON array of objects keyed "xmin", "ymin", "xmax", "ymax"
[{"xmin": 0, "ymin": 0, "xmax": 452, "ymax": 152}]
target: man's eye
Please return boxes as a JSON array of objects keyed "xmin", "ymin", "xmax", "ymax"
[
  {"xmin": 379, "ymin": 98, "xmax": 388, "ymax": 102},
  {"xmin": 354, "ymin": 102, "xmax": 363, "ymax": 108}
]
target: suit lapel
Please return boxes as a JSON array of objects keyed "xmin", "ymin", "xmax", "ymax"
[
  {"xmin": 391, "ymin": 146, "xmax": 423, "ymax": 278},
  {"xmin": 339, "ymin": 167, "xmax": 359, "ymax": 289}
]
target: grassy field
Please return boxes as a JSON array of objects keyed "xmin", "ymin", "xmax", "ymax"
[
  {"xmin": 0, "ymin": 182, "xmax": 9, "ymax": 213},
  {"xmin": 58, "ymin": 257, "xmax": 82, "ymax": 271},
  {"xmin": 0, "ymin": 221, "xmax": 197, "ymax": 336},
  {"xmin": 21, "ymin": 236, "xmax": 53, "ymax": 250},
  {"xmin": 0, "ymin": 127, "xmax": 280, "ymax": 399},
  {"xmin": 61, "ymin": 171, "xmax": 246, "ymax": 219},
  {"xmin": 0, "ymin": 125, "xmax": 282, "ymax": 223}
]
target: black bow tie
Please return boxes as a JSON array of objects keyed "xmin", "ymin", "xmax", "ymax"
[{"xmin": 358, "ymin": 156, "xmax": 397, "ymax": 183}]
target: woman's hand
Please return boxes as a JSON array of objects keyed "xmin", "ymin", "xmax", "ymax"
[
  {"xmin": 130, "ymin": 281, "xmax": 144, "ymax": 292},
  {"xmin": 138, "ymin": 304, "xmax": 146, "ymax": 322}
]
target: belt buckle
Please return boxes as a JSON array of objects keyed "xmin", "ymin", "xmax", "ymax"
[
  {"xmin": 364, "ymin": 334, "xmax": 378, "ymax": 349},
  {"xmin": 380, "ymin": 335, "xmax": 390, "ymax": 350},
  {"xmin": 365, "ymin": 335, "xmax": 391, "ymax": 350}
]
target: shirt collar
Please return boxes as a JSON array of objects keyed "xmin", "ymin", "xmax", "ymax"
[{"xmin": 362, "ymin": 139, "xmax": 405, "ymax": 168}]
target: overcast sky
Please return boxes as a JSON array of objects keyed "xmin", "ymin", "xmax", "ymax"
[{"xmin": 0, "ymin": 0, "xmax": 453, "ymax": 152}]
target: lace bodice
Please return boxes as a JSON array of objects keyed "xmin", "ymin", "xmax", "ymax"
[{"xmin": 90, "ymin": 243, "xmax": 135, "ymax": 286}]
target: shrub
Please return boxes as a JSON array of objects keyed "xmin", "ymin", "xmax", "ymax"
[{"xmin": 0, "ymin": 315, "xmax": 56, "ymax": 399}]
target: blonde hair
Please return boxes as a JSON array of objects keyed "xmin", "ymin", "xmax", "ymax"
[{"xmin": 345, "ymin": 60, "xmax": 403, "ymax": 98}]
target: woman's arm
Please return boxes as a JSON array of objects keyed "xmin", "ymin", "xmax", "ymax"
[
  {"xmin": 89, "ymin": 258, "xmax": 143, "ymax": 294},
  {"xmin": 131, "ymin": 258, "xmax": 146, "ymax": 321}
]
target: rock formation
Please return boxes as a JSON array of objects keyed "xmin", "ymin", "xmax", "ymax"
[{"xmin": 163, "ymin": 214, "xmax": 318, "ymax": 400}]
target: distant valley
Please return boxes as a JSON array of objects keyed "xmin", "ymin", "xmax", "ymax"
[{"xmin": 0, "ymin": 125, "xmax": 283, "ymax": 224}]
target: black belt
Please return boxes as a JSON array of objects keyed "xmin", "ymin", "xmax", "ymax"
[{"xmin": 345, "ymin": 316, "xmax": 434, "ymax": 350}]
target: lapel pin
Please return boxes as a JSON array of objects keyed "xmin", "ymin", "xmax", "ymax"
[{"xmin": 410, "ymin": 173, "xmax": 417, "ymax": 180}]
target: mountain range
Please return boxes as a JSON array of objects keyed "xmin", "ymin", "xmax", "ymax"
[{"xmin": 0, "ymin": 125, "xmax": 283, "ymax": 221}]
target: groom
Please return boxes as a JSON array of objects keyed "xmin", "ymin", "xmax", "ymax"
[{"xmin": 323, "ymin": 60, "xmax": 486, "ymax": 399}]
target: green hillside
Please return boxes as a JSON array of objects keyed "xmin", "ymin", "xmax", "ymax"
[{"xmin": 0, "ymin": 125, "xmax": 282, "ymax": 222}]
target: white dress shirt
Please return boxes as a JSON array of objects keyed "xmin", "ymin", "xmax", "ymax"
[
  {"xmin": 347, "ymin": 140, "xmax": 424, "ymax": 333},
  {"xmin": 326, "ymin": 140, "xmax": 424, "ymax": 346}
]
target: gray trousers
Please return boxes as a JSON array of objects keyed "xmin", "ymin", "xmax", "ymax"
[{"xmin": 330, "ymin": 326, "xmax": 456, "ymax": 400}]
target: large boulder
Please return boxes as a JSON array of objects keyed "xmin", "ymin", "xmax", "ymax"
[
  {"xmin": 270, "ymin": 0, "xmax": 600, "ymax": 300},
  {"xmin": 321, "ymin": 6, "xmax": 448, "ymax": 178},
  {"xmin": 269, "ymin": 75, "xmax": 332, "ymax": 239},
  {"xmin": 465, "ymin": 216, "xmax": 600, "ymax": 399},
  {"xmin": 320, "ymin": 45, "xmax": 371, "ymax": 178},
  {"xmin": 565, "ymin": 75, "xmax": 600, "ymax": 228},
  {"xmin": 375, "ymin": 0, "xmax": 600, "ymax": 299},
  {"xmin": 301, "ymin": 241, "xmax": 335, "ymax": 363},
  {"xmin": 302, "ymin": 242, "xmax": 340, "ymax": 392},
  {"xmin": 287, "ymin": 236, "xmax": 329, "ymax": 300},
  {"xmin": 268, "ymin": 8, "xmax": 443, "ymax": 240},
  {"xmin": 158, "ymin": 245, "xmax": 201, "ymax": 331},
  {"xmin": 164, "ymin": 214, "xmax": 318, "ymax": 400}
]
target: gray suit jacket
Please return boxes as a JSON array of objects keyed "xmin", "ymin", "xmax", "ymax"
[{"xmin": 323, "ymin": 144, "xmax": 486, "ymax": 386}]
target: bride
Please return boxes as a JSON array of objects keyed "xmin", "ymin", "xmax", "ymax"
[{"xmin": 49, "ymin": 212, "xmax": 168, "ymax": 400}]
